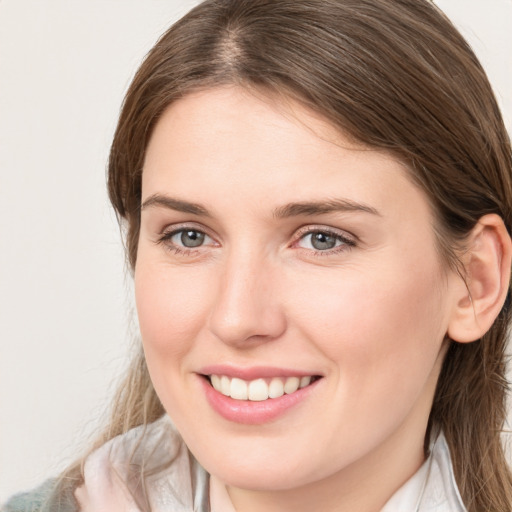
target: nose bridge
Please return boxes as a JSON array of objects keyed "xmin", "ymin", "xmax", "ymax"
[{"xmin": 207, "ymin": 244, "xmax": 286, "ymax": 346}]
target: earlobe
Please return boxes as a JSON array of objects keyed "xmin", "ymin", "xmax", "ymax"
[{"xmin": 447, "ymin": 214, "xmax": 512, "ymax": 344}]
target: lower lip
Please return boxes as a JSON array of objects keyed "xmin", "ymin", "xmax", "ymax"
[{"xmin": 200, "ymin": 377, "xmax": 320, "ymax": 424}]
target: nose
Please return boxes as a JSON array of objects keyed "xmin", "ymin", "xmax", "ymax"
[{"xmin": 207, "ymin": 250, "xmax": 287, "ymax": 347}]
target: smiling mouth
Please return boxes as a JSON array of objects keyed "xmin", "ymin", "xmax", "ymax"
[{"xmin": 206, "ymin": 374, "xmax": 321, "ymax": 402}]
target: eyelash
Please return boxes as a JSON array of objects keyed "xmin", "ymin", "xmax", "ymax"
[
  {"xmin": 293, "ymin": 226, "xmax": 356, "ymax": 256},
  {"xmin": 155, "ymin": 225, "xmax": 356, "ymax": 257},
  {"xmin": 156, "ymin": 224, "xmax": 216, "ymax": 256}
]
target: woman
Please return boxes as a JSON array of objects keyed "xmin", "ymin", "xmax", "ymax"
[{"xmin": 4, "ymin": 0, "xmax": 512, "ymax": 511}]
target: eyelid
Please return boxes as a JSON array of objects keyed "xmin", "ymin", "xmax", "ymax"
[
  {"xmin": 159, "ymin": 222, "xmax": 215, "ymax": 238},
  {"xmin": 291, "ymin": 224, "xmax": 357, "ymax": 254},
  {"xmin": 154, "ymin": 222, "xmax": 356, "ymax": 256},
  {"xmin": 293, "ymin": 224, "xmax": 357, "ymax": 243},
  {"xmin": 156, "ymin": 222, "xmax": 219, "ymax": 248}
]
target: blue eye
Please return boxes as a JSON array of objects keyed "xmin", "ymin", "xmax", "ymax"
[
  {"xmin": 157, "ymin": 227, "xmax": 215, "ymax": 254},
  {"xmin": 296, "ymin": 230, "xmax": 354, "ymax": 252},
  {"xmin": 171, "ymin": 229, "xmax": 208, "ymax": 248},
  {"xmin": 303, "ymin": 232, "xmax": 340, "ymax": 250}
]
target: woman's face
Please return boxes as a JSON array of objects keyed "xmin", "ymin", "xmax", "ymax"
[{"xmin": 136, "ymin": 87, "xmax": 459, "ymax": 492}]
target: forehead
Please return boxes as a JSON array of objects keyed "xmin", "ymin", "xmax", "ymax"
[{"xmin": 142, "ymin": 86, "xmax": 428, "ymax": 224}]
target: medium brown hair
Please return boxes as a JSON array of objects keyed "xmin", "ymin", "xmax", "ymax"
[{"xmin": 58, "ymin": 1, "xmax": 512, "ymax": 510}]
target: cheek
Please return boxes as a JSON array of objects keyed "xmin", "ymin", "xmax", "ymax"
[
  {"xmin": 134, "ymin": 262, "xmax": 210, "ymax": 360},
  {"xmin": 133, "ymin": 260, "xmax": 216, "ymax": 421},
  {"xmin": 287, "ymin": 260, "xmax": 448, "ymax": 393}
]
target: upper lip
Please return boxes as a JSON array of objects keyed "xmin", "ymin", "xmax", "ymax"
[{"xmin": 198, "ymin": 365, "xmax": 321, "ymax": 380}]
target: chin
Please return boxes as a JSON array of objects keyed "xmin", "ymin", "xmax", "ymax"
[{"xmin": 210, "ymin": 462, "xmax": 310, "ymax": 491}]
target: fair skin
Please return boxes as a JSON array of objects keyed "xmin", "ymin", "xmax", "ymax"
[{"xmin": 135, "ymin": 86, "xmax": 480, "ymax": 512}]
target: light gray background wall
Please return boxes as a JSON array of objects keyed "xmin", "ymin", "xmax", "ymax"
[{"xmin": 1, "ymin": 0, "xmax": 511, "ymax": 503}]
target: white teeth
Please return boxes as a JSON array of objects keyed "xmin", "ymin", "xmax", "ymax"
[
  {"xmin": 209, "ymin": 374, "xmax": 316, "ymax": 401},
  {"xmin": 300, "ymin": 376, "xmax": 311, "ymax": 388},
  {"xmin": 230, "ymin": 378, "xmax": 248, "ymax": 400},
  {"xmin": 268, "ymin": 378, "xmax": 285, "ymax": 398},
  {"xmin": 220, "ymin": 375, "xmax": 231, "ymax": 396},
  {"xmin": 211, "ymin": 375, "xmax": 221, "ymax": 391},
  {"xmin": 248, "ymin": 379, "xmax": 269, "ymax": 401},
  {"xmin": 284, "ymin": 376, "xmax": 300, "ymax": 394}
]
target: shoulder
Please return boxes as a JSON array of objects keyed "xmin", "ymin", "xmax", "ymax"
[
  {"xmin": 76, "ymin": 415, "xmax": 209, "ymax": 512},
  {"xmin": 2, "ymin": 416, "xmax": 209, "ymax": 512},
  {"xmin": 1, "ymin": 479, "xmax": 77, "ymax": 512}
]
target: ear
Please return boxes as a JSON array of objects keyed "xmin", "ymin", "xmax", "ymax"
[{"xmin": 447, "ymin": 214, "xmax": 511, "ymax": 343}]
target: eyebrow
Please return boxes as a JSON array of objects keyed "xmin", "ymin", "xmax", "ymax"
[
  {"xmin": 140, "ymin": 194, "xmax": 380, "ymax": 218},
  {"xmin": 273, "ymin": 199, "xmax": 380, "ymax": 218},
  {"xmin": 141, "ymin": 194, "xmax": 212, "ymax": 217}
]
